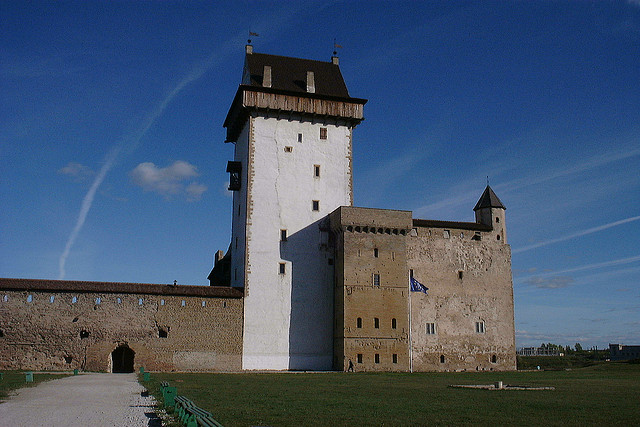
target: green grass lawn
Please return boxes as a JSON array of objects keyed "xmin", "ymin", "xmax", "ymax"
[
  {"xmin": 144, "ymin": 362, "xmax": 639, "ymax": 426},
  {"xmin": 0, "ymin": 371, "xmax": 72, "ymax": 402}
]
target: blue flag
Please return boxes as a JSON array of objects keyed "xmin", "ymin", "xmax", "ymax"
[{"xmin": 410, "ymin": 277, "xmax": 428, "ymax": 294}]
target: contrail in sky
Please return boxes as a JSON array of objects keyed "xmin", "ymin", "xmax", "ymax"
[
  {"xmin": 57, "ymin": 39, "xmax": 241, "ymax": 280},
  {"xmin": 516, "ymin": 255, "xmax": 640, "ymax": 281},
  {"xmin": 512, "ymin": 215, "xmax": 640, "ymax": 254}
]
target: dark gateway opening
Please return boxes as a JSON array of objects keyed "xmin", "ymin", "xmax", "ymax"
[{"xmin": 111, "ymin": 344, "xmax": 135, "ymax": 373}]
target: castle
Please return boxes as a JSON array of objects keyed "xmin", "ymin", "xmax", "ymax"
[{"xmin": 0, "ymin": 47, "xmax": 516, "ymax": 373}]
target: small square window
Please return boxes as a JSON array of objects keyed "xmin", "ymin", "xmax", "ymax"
[
  {"xmin": 443, "ymin": 230, "xmax": 450, "ymax": 238},
  {"xmin": 426, "ymin": 323, "xmax": 436, "ymax": 334},
  {"xmin": 314, "ymin": 165, "xmax": 320, "ymax": 177},
  {"xmin": 357, "ymin": 353, "xmax": 363, "ymax": 363},
  {"xmin": 280, "ymin": 229, "xmax": 287, "ymax": 241},
  {"xmin": 284, "ymin": 146, "xmax": 293, "ymax": 152},
  {"xmin": 320, "ymin": 127, "xmax": 327, "ymax": 139},
  {"xmin": 312, "ymin": 200, "xmax": 320, "ymax": 211},
  {"xmin": 373, "ymin": 273, "xmax": 380, "ymax": 286},
  {"xmin": 279, "ymin": 263, "xmax": 286, "ymax": 274},
  {"xmin": 298, "ymin": 133, "xmax": 303, "ymax": 143}
]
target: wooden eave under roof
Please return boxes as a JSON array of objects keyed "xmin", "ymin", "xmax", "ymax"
[
  {"xmin": 0, "ymin": 278, "xmax": 244, "ymax": 298},
  {"xmin": 223, "ymin": 85, "xmax": 367, "ymax": 143},
  {"xmin": 413, "ymin": 219, "xmax": 493, "ymax": 232}
]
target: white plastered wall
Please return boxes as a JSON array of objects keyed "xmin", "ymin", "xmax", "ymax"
[{"xmin": 239, "ymin": 115, "xmax": 352, "ymax": 370}]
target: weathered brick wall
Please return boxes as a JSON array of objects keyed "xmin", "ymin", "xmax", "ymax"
[
  {"xmin": 408, "ymin": 225, "xmax": 516, "ymax": 371},
  {"xmin": 0, "ymin": 280, "xmax": 243, "ymax": 372}
]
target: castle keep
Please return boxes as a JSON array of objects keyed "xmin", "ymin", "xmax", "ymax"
[{"xmin": 0, "ymin": 47, "xmax": 516, "ymax": 373}]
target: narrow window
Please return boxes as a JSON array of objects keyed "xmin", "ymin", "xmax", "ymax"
[
  {"xmin": 392, "ymin": 318, "xmax": 397, "ymax": 329},
  {"xmin": 460, "ymin": 232, "xmax": 464, "ymax": 238},
  {"xmin": 440, "ymin": 355, "xmax": 445, "ymax": 364},
  {"xmin": 2, "ymin": 295, "xmax": 7, "ymax": 302},
  {"xmin": 223, "ymin": 301, "xmax": 227, "ymax": 308},
  {"xmin": 496, "ymin": 217, "xmax": 500, "ymax": 223},
  {"xmin": 476, "ymin": 321, "xmax": 485, "ymax": 334},
  {"xmin": 458, "ymin": 271, "xmax": 464, "ymax": 280},
  {"xmin": 392, "ymin": 354, "xmax": 398, "ymax": 364},
  {"xmin": 374, "ymin": 318, "xmax": 380, "ymax": 328},
  {"xmin": 284, "ymin": 146, "xmax": 293, "ymax": 152},
  {"xmin": 138, "ymin": 298, "xmax": 143, "ymax": 305},
  {"xmin": 374, "ymin": 248, "xmax": 379, "ymax": 258},
  {"xmin": 202, "ymin": 301, "xmax": 206, "ymax": 307},
  {"xmin": 95, "ymin": 297, "xmax": 101, "ymax": 305},
  {"xmin": 443, "ymin": 230, "xmax": 450, "ymax": 238},
  {"xmin": 72, "ymin": 296, "xmax": 77, "ymax": 304},
  {"xmin": 280, "ymin": 229, "xmax": 288, "ymax": 242},
  {"xmin": 320, "ymin": 127, "xmax": 327, "ymax": 139},
  {"xmin": 237, "ymin": 205, "xmax": 241, "ymax": 216},
  {"xmin": 160, "ymin": 299, "xmax": 165, "ymax": 306},
  {"xmin": 312, "ymin": 200, "xmax": 320, "ymax": 211},
  {"xmin": 158, "ymin": 328, "xmax": 168, "ymax": 338},
  {"xmin": 410, "ymin": 269, "xmax": 414, "ymax": 278},
  {"xmin": 116, "ymin": 297, "xmax": 122, "ymax": 304},
  {"xmin": 374, "ymin": 354, "xmax": 380, "ymax": 363},
  {"xmin": 181, "ymin": 300, "xmax": 186, "ymax": 307},
  {"xmin": 358, "ymin": 249, "xmax": 361, "ymax": 257},
  {"xmin": 373, "ymin": 273, "xmax": 380, "ymax": 286},
  {"xmin": 80, "ymin": 330, "xmax": 90, "ymax": 339},
  {"xmin": 357, "ymin": 353, "xmax": 363, "ymax": 363},
  {"xmin": 235, "ymin": 237, "xmax": 238, "ymax": 249},
  {"xmin": 279, "ymin": 262, "xmax": 286, "ymax": 274},
  {"xmin": 357, "ymin": 317, "xmax": 362, "ymax": 328},
  {"xmin": 497, "ymin": 234, "xmax": 501, "ymax": 241},
  {"xmin": 27, "ymin": 294, "xmax": 33, "ymax": 303},
  {"xmin": 426, "ymin": 323, "xmax": 436, "ymax": 334},
  {"xmin": 491, "ymin": 355, "xmax": 497, "ymax": 363},
  {"xmin": 392, "ymin": 251, "xmax": 395, "ymax": 260},
  {"xmin": 234, "ymin": 268, "xmax": 238, "ymax": 280},
  {"xmin": 50, "ymin": 295, "xmax": 55, "ymax": 303},
  {"xmin": 314, "ymin": 164, "xmax": 320, "ymax": 177},
  {"xmin": 298, "ymin": 133, "xmax": 303, "ymax": 143},
  {"xmin": 226, "ymin": 161, "xmax": 242, "ymax": 191}
]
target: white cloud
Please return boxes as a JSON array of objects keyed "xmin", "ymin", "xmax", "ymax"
[
  {"xmin": 525, "ymin": 276, "xmax": 574, "ymax": 289},
  {"xmin": 58, "ymin": 162, "xmax": 94, "ymax": 181},
  {"xmin": 130, "ymin": 160, "xmax": 206, "ymax": 201}
]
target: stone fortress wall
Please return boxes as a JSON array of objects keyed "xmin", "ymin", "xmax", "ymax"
[{"xmin": 0, "ymin": 279, "xmax": 243, "ymax": 372}]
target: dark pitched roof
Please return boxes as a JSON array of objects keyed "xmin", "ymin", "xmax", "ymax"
[
  {"xmin": 412, "ymin": 219, "xmax": 493, "ymax": 232},
  {"xmin": 473, "ymin": 185, "xmax": 506, "ymax": 211},
  {"xmin": 243, "ymin": 52, "xmax": 350, "ymax": 98}
]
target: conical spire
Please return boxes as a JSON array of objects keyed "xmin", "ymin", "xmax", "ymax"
[{"xmin": 473, "ymin": 185, "xmax": 505, "ymax": 211}]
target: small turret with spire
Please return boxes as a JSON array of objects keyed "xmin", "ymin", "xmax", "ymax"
[{"xmin": 473, "ymin": 185, "xmax": 507, "ymax": 243}]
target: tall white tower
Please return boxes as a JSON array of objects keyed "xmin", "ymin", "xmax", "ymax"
[{"xmin": 223, "ymin": 46, "xmax": 366, "ymax": 370}]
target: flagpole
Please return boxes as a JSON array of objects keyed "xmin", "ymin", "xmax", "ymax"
[{"xmin": 408, "ymin": 275, "xmax": 413, "ymax": 373}]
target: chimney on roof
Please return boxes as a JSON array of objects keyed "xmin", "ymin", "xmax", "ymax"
[
  {"xmin": 263, "ymin": 66, "xmax": 272, "ymax": 88},
  {"xmin": 245, "ymin": 44, "xmax": 253, "ymax": 54},
  {"xmin": 331, "ymin": 56, "xmax": 339, "ymax": 65},
  {"xmin": 306, "ymin": 71, "xmax": 315, "ymax": 93}
]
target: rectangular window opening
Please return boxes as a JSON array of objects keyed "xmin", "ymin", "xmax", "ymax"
[
  {"xmin": 357, "ymin": 353, "xmax": 363, "ymax": 363},
  {"xmin": 374, "ymin": 248, "xmax": 379, "ymax": 258},
  {"xmin": 373, "ymin": 273, "xmax": 380, "ymax": 287},
  {"xmin": 392, "ymin": 354, "xmax": 398, "ymax": 364},
  {"xmin": 279, "ymin": 263, "xmax": 286, "ymax": 275},
  {"xmin": 443, "ymin": 230, "xmax": 450, "ymax": 238},
  {"xmin": 280, "ymin": 229, "xmax": 288, "ymax": 242},
  {"xmin": 298, "ymin": 133, "xmax": 303, "ymax": 143},
  {"xmin": 426, "ymin": 323, "xmax": 436, "ymax": 334},
  {"xmin": 314, "ymin": 165, "xmax": 320, "ymax": 177},
  {"xmin": 312, "ymin": 200, "xmax": 320, "ymax": 211},
  {"xmin": 284, "ymin": 146, "xmax": 293, "ymax": 152},
  {"xmin": 374, "ymin": 354, "xmax": 380, "ymax": 364},
  {"xmin": 476, "ymin": 321, "xmax": 485, "ymax": 334},
  {"xmin": 320, "ymin": 127, "xmax": 327, "ymax": 139},
  {"xmin": 374, "ymin": 317, "xmax": 380, "ymax": 328}
]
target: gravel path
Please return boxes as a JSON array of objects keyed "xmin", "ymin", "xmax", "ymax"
[{"xmin": 0, "ymin": 373, "xmax": 161, "ymax": 426}]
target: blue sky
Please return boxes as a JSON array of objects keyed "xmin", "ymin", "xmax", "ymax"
[{"xmin": 1, "ymin": 1, "xmax": 639, "ymax": 349}]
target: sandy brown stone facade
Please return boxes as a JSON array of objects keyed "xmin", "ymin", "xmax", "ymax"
[
  {"xmin": 330, "ymin": 197, "xmax": 516, "ymax": 372},
  {"xmin": 0, "ymin": 279, "xmax": 243, "ymax": 372}
]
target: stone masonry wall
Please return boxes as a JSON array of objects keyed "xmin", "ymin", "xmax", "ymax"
[{"xmin": 0, "ymin": 280, "xmax": 243, "ymax": 372}]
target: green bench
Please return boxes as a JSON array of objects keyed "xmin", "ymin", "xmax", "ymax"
[
  {"xmin": 160, "ymin": 381, "xmax": 177, "ymax": 407},
  {"xmin": 173, "ymin": 395, "xmax": 224, "ymax": 427}
]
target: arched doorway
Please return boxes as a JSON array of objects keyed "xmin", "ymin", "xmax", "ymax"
[{"xmin": 111, "ymin": 344, "xmax": 135, "ymax": 373}]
